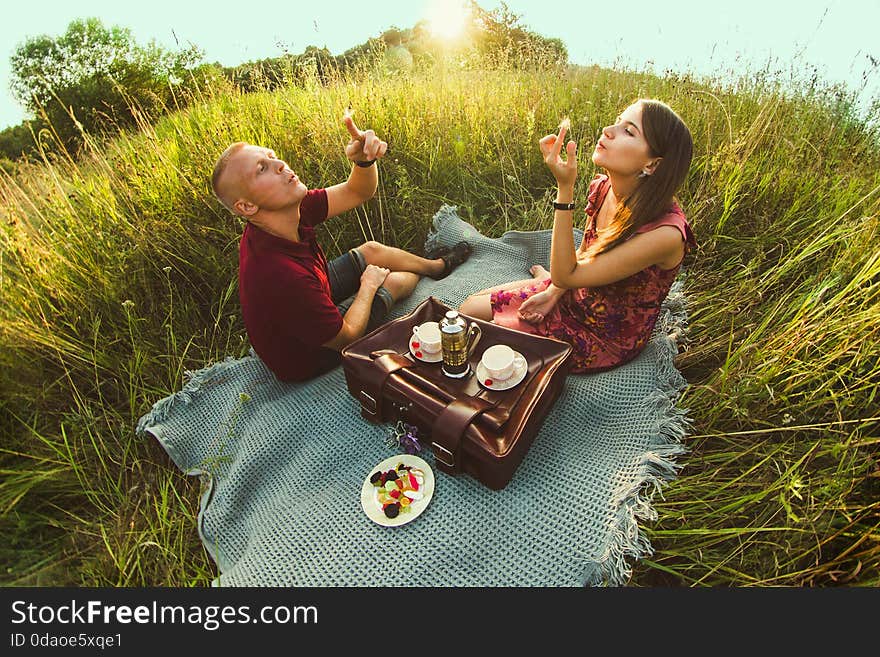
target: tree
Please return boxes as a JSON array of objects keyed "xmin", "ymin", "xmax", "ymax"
[
  {"xmin": 0, "ymin": 121, "xmax": 40, "ymax": 161},
  {"xmin": 466, "ymin": 1, "xmax": 567, "ymax": 69},
  {"xmin": 370, "ymin": 2, "xmax": 568, "ymax": 72},
  {"xmin": 10, "ymin": 17, "xmax": 203, "ymax": 154}
]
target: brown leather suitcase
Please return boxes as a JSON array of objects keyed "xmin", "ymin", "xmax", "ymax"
[{"xmin": 341, "ymin": 297, "xmax": 573, "ymax": 490}]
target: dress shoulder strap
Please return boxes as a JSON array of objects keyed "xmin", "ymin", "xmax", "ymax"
[{"xmin": 635, "ymin": 204, "xmax": 696, "ymax": 249}]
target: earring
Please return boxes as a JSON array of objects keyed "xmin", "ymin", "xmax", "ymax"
[{"xmin": 638, "ymin": 170, "xmax": 650, "ymax": 179}]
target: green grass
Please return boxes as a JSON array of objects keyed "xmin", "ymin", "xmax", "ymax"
[{"xmin": 1, "ymin": 60, "xmax": 878, "ymax": 586}]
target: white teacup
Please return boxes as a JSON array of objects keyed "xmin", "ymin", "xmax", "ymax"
[
  {"xmin": 412, "ymin": 321, "xmax": 442, "ymax": 354},
  {"xmin": 481, "ymin": 344, "xmax": 526, "ymax": 381}
]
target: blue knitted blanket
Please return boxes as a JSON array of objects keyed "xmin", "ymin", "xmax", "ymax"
[{"xmin": 136, "ymin": 206, "xmax": 691, "ymax": 586}]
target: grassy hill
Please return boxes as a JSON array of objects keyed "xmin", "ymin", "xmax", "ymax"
[{"xmin": 1, "ymin": 62, "xmax": 878, "ymax": 586}]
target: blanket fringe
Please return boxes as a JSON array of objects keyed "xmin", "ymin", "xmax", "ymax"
[
  {"xmin": 423, "ymin": 204, "xmax": 459, "ymax": 255},
  {"xmin": 580, "ymin": 275, "xmax": 693, "ymax": 586},
  {"xmin": 135, "ymin": 356, "xmax": 242, "ymax": 437}
]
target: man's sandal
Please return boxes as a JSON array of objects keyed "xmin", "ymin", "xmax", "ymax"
[{"xmin": 426, "ymin": 240, "xmax": 472, "ymax": 280}]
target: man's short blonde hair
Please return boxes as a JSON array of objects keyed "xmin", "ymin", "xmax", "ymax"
[{"xmin": 211, "ymin": 142, "xmax": 247, "ymax": 213}]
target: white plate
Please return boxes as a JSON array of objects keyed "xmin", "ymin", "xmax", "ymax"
[
  {"xmin": 361, "ymin": 455, "xmax": 435, "ymax": 527},
  {"xmin": 476, "ymin": 350, "xmax": 528, "ymax": 391},
  {"xmin": 409, "ymin": 339, "xmax": 442, "ymax": 363}
]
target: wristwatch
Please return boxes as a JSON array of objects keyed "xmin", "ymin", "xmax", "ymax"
[
  {"xmin": 552, "ymin": 201, "xmax": 576, "ymax": 211},
  {"xmin": 355, "ymin": 159, "xmax": 377, "ymax": 168}
]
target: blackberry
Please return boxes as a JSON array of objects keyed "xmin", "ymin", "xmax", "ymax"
[{"xmin": 384, "ymin": 503, "xmax": 400, "ymax": 519}]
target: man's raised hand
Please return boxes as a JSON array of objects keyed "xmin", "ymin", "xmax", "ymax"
[{"xmin": 343, "ymin": 113, "xmax": 388, "ymax": 163}]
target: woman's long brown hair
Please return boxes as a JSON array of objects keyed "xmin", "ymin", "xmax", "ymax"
[{"xmin": 587, "ymin": 99, "xmax": 693, "ymax": 258}]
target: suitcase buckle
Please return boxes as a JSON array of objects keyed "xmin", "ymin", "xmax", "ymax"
[
  {"xmin": 358, "ymin": 391, "xmax": 378, "ymax": 417},
  {"xmin": 431, "ymin": 442, "xmax": 455, "ymax": 468}
]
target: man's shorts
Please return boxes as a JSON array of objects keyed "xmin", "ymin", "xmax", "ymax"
[{"xmin": 327, "ymin": 247, "xmax": 394, "ymax": 332}]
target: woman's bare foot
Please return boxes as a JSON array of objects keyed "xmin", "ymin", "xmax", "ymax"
[{"xmin": 529, "ymin": 264, "xmax": 550, "ymax": 279}]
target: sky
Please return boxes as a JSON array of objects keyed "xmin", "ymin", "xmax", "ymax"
[{"xmin": 1, "ymin": 0, "xmax": 878, "ymax": 130}]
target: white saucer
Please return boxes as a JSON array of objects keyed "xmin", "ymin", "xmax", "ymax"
[
  {"xmin": 476, "ymin": 351, "xmax": 528, "ymax": 390},
  {"xmin": 409, "ymin": 339, "xmax": 442, "ymax": 363}
]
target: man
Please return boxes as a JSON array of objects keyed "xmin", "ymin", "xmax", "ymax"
[{"xmin": 211, "ymin": 114, "xmax": 471, "ymax": 382}]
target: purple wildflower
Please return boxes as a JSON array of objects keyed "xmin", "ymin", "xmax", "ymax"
[
  {"xmin": 387, "ymin": 421, "xmax": 423, "ymax": 454},
  {"xmin": 400, "ymin": 423, "xmax": 421, "ymax": 454}
]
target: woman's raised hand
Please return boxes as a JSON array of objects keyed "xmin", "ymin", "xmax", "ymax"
[{"xmin": 539, "ymin": 122, "xmax": 577, "ymax": 190}]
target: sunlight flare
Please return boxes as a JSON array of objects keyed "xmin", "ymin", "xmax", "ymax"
[{"xmin": 424, "ymin": 0, "xmax": 471, "ymax": 41}]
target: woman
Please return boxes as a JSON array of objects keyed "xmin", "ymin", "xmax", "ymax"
[{"xmin": 459, "ymin": 99, "xmax": 695, "ymax": 373}]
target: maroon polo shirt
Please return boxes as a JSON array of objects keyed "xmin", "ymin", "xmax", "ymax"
[{"xmin": 239, "ymin": 188, "xmax": 344, "ymax": 382}]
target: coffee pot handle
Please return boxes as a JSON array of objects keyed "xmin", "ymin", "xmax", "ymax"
[{"xmin": 465, "ymin": 323, "xmax": 482, "ymax": 356}]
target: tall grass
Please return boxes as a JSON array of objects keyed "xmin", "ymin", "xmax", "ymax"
[{"xmin": 1, "ymin": 61, "xmax": 878, "ymax": 586}]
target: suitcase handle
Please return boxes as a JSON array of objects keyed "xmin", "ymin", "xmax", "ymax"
[
  {"xmin": 359, "ymin": 352, "xmax": 412, "ymax": 422},
  {"xmin": 430, "ymin": 396, "xmax": 493, "ymax": 472}
]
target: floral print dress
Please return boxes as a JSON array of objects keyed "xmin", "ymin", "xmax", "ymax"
[{"xmin": 491, "ymin": 174, "xmax": 696, "ymax": 373}]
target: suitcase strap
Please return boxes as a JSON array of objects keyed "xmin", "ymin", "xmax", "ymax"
[
  {"xmin": 359, "ymin": 352, "xmax": 412, "ymax": 423},
  {"xmin": 431, "ymin": 397, "xmax": 492, "ymax": 472}
]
